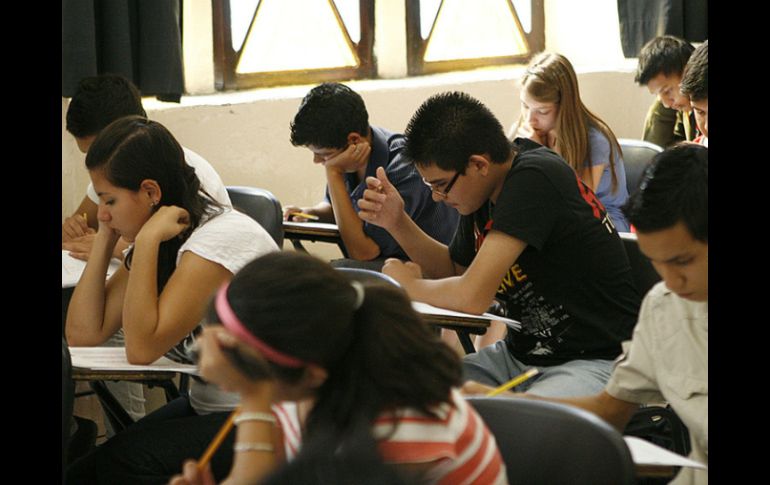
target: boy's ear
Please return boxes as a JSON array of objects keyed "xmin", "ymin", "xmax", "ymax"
[
  {"xmin": 346, "ymin": 132, "xmax": 363, "ymax": 145},
  {"xmin": 468, "ymin": 154, "xmax": 492, "ymax": 176}
]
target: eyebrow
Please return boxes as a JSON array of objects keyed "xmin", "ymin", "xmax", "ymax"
[{"xmin": 424, "ymin": 177, "xmax": 448, "ymax": 186}]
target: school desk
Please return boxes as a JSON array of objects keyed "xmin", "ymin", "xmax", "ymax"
[{"xmin": 282, "ymin": 221, "xmax": 343, "ymax": 252}]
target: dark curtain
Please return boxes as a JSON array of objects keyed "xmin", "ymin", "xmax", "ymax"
[
  {"xmin": 62, "ymin": 0, "xmax": 184, "ymax": 102},
  {"xmin": 617, "ymin": 0, "xmax": 708, "ymax": 58}
]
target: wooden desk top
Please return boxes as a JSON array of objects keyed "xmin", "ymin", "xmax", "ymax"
[
  {"xmin": 283, "ymin": 221, "xmax": 341, "ymax": 243},
  {"xmin": 72, "ymin": 367, "xmax": 179, "ymax": 382}
]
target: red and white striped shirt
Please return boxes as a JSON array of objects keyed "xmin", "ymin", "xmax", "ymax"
[{"xmin": 272, "ymin": 389, "xmax": 507, "ymax": 484}]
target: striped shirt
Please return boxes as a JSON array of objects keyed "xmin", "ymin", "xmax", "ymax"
[{"xmin": 272, "ymin": 389, "xmax": 507, "ymax": 484}]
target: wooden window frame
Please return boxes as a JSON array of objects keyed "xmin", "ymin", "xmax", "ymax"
[
  {"xmin": 405, "ymin": 0, "xmax": 545, "ymax": 76},
  {"xmin": 212, "ymin": 0, "xmax": 376, "ymax": 91}
]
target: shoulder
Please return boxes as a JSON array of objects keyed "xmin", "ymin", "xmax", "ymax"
[
  {"xmin": 181, "ymin": 210, "xmax": 279, "ymax": 263},
  {"xmin": 181, "ymin": 146, "xmax": 213, "ymax": 169}
]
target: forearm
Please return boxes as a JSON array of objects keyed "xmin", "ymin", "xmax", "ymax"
[
  {"xmin": 387, "ymin": 215, "xmax": 457, "ymax": 278},
  {"xmin": 308, "ymin": 201, "xmax": 334, "ymax": 223},
  {"xmin": 327, "ymin": 171, "xmax": 381, "ymax": 260},
  {"xmin": 224, "ymin": 393, "xmax": 278, "ymax": 485},
  {"xmin": 65, "ymin": 234, "xmax": 118, "ymax": 345},
  {"xmin": 122, "ymin": 234, "xmax": 162, "ymax": 363},
  {"xmin": 401, "ymin": 274, "xmax": 494, "ymax": 315},
  {"xmin": 523, "ymin": 392, "xmax": 639, "ymax": 431}
]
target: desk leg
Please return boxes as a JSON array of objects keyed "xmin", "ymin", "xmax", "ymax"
[
  {"xmin": 456, "ymin": 330, "xmax": 477, "ymax": 355},
  {"xmin": 290, "ymin": 239, "xmax": 309, "ymax": 252},
  {"xmin": 91, "ymin": 381, "xmax": 135, "ymax": 433}
]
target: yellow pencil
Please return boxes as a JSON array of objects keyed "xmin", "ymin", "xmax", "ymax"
[
  {"xmin": 289, "ymin": 212, "xmax": 319, "ymax": 221},
  {"xmin": 198, "ymin": 407, "xmax": 239, "ymax": 470},
  {"xmin": 485, "ymin": 368, "xmax": 540, "ymax": 397},
  {"xmin": 82, "ymin": 212, "xmax": 88, "ymax": 226}
]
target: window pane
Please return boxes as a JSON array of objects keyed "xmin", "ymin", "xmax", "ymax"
[
  {"xmin": 230, "ymin": 0, "xmax": 260, "ymax": 52},
  {"xmin": 419, "ymin": 0, "xmax": 442, "ymax": 39},
  {"xmin": 333, "ymin": 0, "xmax": 360, "ymax": 44},
  {"xmin": 511, "ymin": 0, "xmax": 531, "ymax": 33},
  {"xmin": 424, "ymin": 0, "xmax": 529, "ymax": 62},
  {"xmin": 236, "ymin": 0, "xmax": 358, "ymax": 74}
]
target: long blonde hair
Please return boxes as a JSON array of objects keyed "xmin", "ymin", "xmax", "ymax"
[{"xmin": 515, "ymin": 52, "xmax": 622, "ymax": 193}]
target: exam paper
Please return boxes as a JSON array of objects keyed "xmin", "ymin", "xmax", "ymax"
[
  {"xmin": 69, "ymin": 346, "xmax": 199, "ymax": 375},
  {"xmin": 62, "ymin": 250, "xmax": 121, "ymax": 288},
  {"xmin": 624, "ymin": 436, "xmax": 707, "ymax": 469},
  {"xmin": 412, "ymin": 301, "xmax": 522, "ymax": 330}
]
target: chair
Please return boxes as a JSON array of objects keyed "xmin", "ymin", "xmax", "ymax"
[
  {"xmin": 467, "ymin": 396, "xmax": 636, "ymax": 485},
  {"xmin": 619, "ymin": 232, "xmax": 661, "ymax": 297},
  {"xmin": 619, "ymin": 138, "xmax": 663, "ymax": 196},
  {"xmin": 226, "ymin": 186, "xmax": 284, "ymax": 247}
]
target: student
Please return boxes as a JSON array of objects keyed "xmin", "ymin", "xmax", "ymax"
[
  {"xmin": 680, "ymin": 40, "xmax": 708, "ymax": 146},
  {"xmin": 635, "ymin": 36, "xmax": 697, "ymax": 148},
  {"xmin": 511, "ymin": 52, "xmax": 630, "ymax": 231},
  {"xmin": 284, "ymin": 82, "xmax": 459, "ymax": 270},
  {"xmin": 358, "ymin": 92, "xmax": 640, "ymax": 397},
  {"xmin": 65, "ymin": 117, "xmax": 278, "ymax": 484},
  {"xmin": 464, "ymin": 144, "xmax": 708, "ymax": 485},
  {"xmin": 62, "ymin": 74, "xmax": 231, "ymax": 258},
  {"xmin": 169, "ymin": 251, "xmax": 507, "ymax": 484}
]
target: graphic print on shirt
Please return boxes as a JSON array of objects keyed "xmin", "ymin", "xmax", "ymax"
[
  {"xmin": 474, "ymin": 216, "xmax": 571, "ymax": 357},
  {"xmin": 574, "ymin": 171, "xmax": 616, "ymax": 234}
]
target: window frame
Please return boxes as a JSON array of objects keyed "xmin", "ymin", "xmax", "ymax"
[
  {"xmin": 212, "ymin": 0, "xmax": 376, "ymax": 91},
  {"xmin": 404, "ymin": 0, "xmax": 545, "ymax": 76}
]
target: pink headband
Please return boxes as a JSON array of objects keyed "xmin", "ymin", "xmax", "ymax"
[{"xmin": 215, "ymin": 282, "xmax": 308, "ymax": 368}]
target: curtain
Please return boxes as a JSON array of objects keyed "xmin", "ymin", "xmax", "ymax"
[
  {"xmin": 62, "ymin": 0, "xmax": 184, "ymax": 101},
  {"xmin": 617, "ymin": 0, "xmax": 708, "ymax": 58}
]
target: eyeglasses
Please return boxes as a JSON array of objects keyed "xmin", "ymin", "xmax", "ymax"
[{"xmin": 422, "ymin": 171, "xmax": 462, "ymax": 199}]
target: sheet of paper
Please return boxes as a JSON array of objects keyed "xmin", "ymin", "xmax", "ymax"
[
  {"xmin": 69, "ymin": 346, "xmax": 199, "ymax": 375},
  {"xmin": 412, "ymin": 301, "xmax": 521, "ymax": 330},
  {"xmin": 282, "ymin": 221, "xmax": 339, "ymax": 232},
  {"xmin": 624, "ymin": 436, "xmax": 707, "ymax": 469},
  {"xmin": 62, "ymin": 250, "xmax": 121, "ymax": 288}
]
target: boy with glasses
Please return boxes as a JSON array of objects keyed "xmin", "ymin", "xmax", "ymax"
[
  {"xmin": 358, "ymin": 92, "xmax": 641, "ymax": 397},
  {"xmin": 285, "ymin": 83, "xmax": 459, "ymax": 270}
]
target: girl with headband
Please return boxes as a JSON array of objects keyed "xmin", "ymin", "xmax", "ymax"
[
  {"xmin": 171, "ymin": 251, "xmax": 507, "ymax": 484},
  {"xmin": 65, "ymin": 116, "xmax": 278, "ymax": 483},
  {"xmin": 511, "ymin": 52, "xmax": 630, "ymax": 232}
]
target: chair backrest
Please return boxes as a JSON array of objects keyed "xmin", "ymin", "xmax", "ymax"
[
  {"xmin": 62, "ymin": 338, "xmax": 74, "ymax": 470},
  {"xmin": 619, "ymin": 231, "xmax": 661, "ymax": 297},
  {"xmin": 467, "ymin": 396, "xmax": 636, "ymax": 485},
  {"xmin": 619, "ymin": 138, "xmax": 663, "ymax": 196},
  {"xmin": 226, "ymin": 186, "xmax": 284, "ymax": 247},
  {"xmin": 334, "ymin": 267, "xmax": 401, "ymax": 287}
]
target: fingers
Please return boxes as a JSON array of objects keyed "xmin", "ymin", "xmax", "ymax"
[
  {"xmin": 283, "ymin": 205, "xmax": 302, "ymax": 221},
  {"xmin": 376, "ymin": 166, "xmax": 395, "ymax": 191},
  {"xmin": 67, "ymin": 251, "xmax": 89, "ymax": 262},
  {"xmin": 62, "ymin": 216, "xmax": 89, "ymax": 241}
]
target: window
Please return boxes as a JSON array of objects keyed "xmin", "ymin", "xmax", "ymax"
[
  {"xmin": 212, "ymin": 0, "xmax": 374, "ymax": 90},
  {"xmin": 405, "ymin": 0, "xmax": 544, "ymax": 75}
]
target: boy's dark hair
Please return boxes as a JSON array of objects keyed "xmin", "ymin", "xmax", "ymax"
[
  {"xmin": 210, "ymin": 251, "xmax": 462, "ymax": 444},
  {"xmin": 680, "ymin": 40, "xmax": 708, "ymax": 102},
  {"xmin": 66, "ymin": 74, "xmax": 147, "ymax": 138},
  {"xmin": 290, "ymin": 83, "xmax": 369, "ymax": 149},
  {"xmin": 403, "ymin": 91, "xmax": 512, "ymax": 173},
  {"xmin": 623, "ymin": 143, "xmax": 707, "ymax": 242},
  {"xmin": 635, "ymin": 36, "xmax": 695, "ymax": 86}
]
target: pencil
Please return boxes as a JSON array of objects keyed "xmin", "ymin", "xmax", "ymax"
[
  {"xmin": 83, "ymin": 212, "xmax": 88, "ymax": 226},
  {"xmin": 289, "ymin": 212, "xmax": 319, "ymax": 221},
  {"xmin": 198, "ymin": 407, "xmax": 239, "ymax": 470},
  {"xmin": 485, "ymin": 368, "xmax": 539, "ymax": 397}
]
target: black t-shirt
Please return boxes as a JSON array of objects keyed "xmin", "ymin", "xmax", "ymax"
[{"xmin": 450, "ymin": 139, "xmax": 640, "ymax": 366}]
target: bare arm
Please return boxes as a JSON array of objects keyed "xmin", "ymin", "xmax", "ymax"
[
  {"xmin": 323, "ymin": 143, "xmax": 382, "ymax": 261},
  {"xmin": 123, "ymin": 207, "xmax": 232, "ymax": 364},
  {"xmin": 462, "ymin": 381, "xmax": 639, "ymax": 432},
  {"xmin": 583, "ymin": 164, "xmax": 605, "ymax": 193},
  {"xmin": 385, "ymin": 230, "xmax": 526, "ymax": 315},
  {"xmin": 65, "ymin": 227, "xmax": 127, "ymax": 345},
  {"xmin": 358, "ymin": 166, "xmax": 460, "ymax": 278},
  {"xmin": 282, "ymin": 201, "xmax": 334, "ymax": 223}
]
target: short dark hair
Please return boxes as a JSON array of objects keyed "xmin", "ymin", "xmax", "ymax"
[
  {"xmin": 290, "ymin": 83, "xmax": 369, "ymax": 149},
  {"xmin": 680, "ymin": 40, "xmax": 708, "ymax": 102},
  {"xmin": 623, "ymin": 144, "xmax": 707, "ymax": 242},
  {"xmin": 635, "ymin": 36, "xmax": 695, "ymax": 86},
  {"xmin": 66, "ymin": 74, "xmax": 147, "ymax": 138},
  {"xmin": 403, "ymin": 92, "xmax": 512, "ymax": 173}
]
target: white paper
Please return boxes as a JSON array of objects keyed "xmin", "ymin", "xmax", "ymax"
[
  {"xmin": 412, "ymin": 301, "xmax": 521, "ymax": 330},
  {"xmin": 282, "ymin": 221, "xmax": 340, "ymax": 232},
  {"xmin": 69, "ymin": 346, "xmax": 199, "ymax": 375},
  {"xmin": 624, "ymin": 436, "xmax": 707, "ymax": 469},
  {"xmin": 62, "ymin": 250, "xmax": 121, "ymax": 288}
]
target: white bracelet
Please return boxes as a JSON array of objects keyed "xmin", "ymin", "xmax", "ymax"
[
  {"xmin": 233, "ymin": 442, "xmax": 275, "ymax": 453},
  {"xmin": 233, "ymin": 411, "xmax": 276, "ymax": 426}
]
